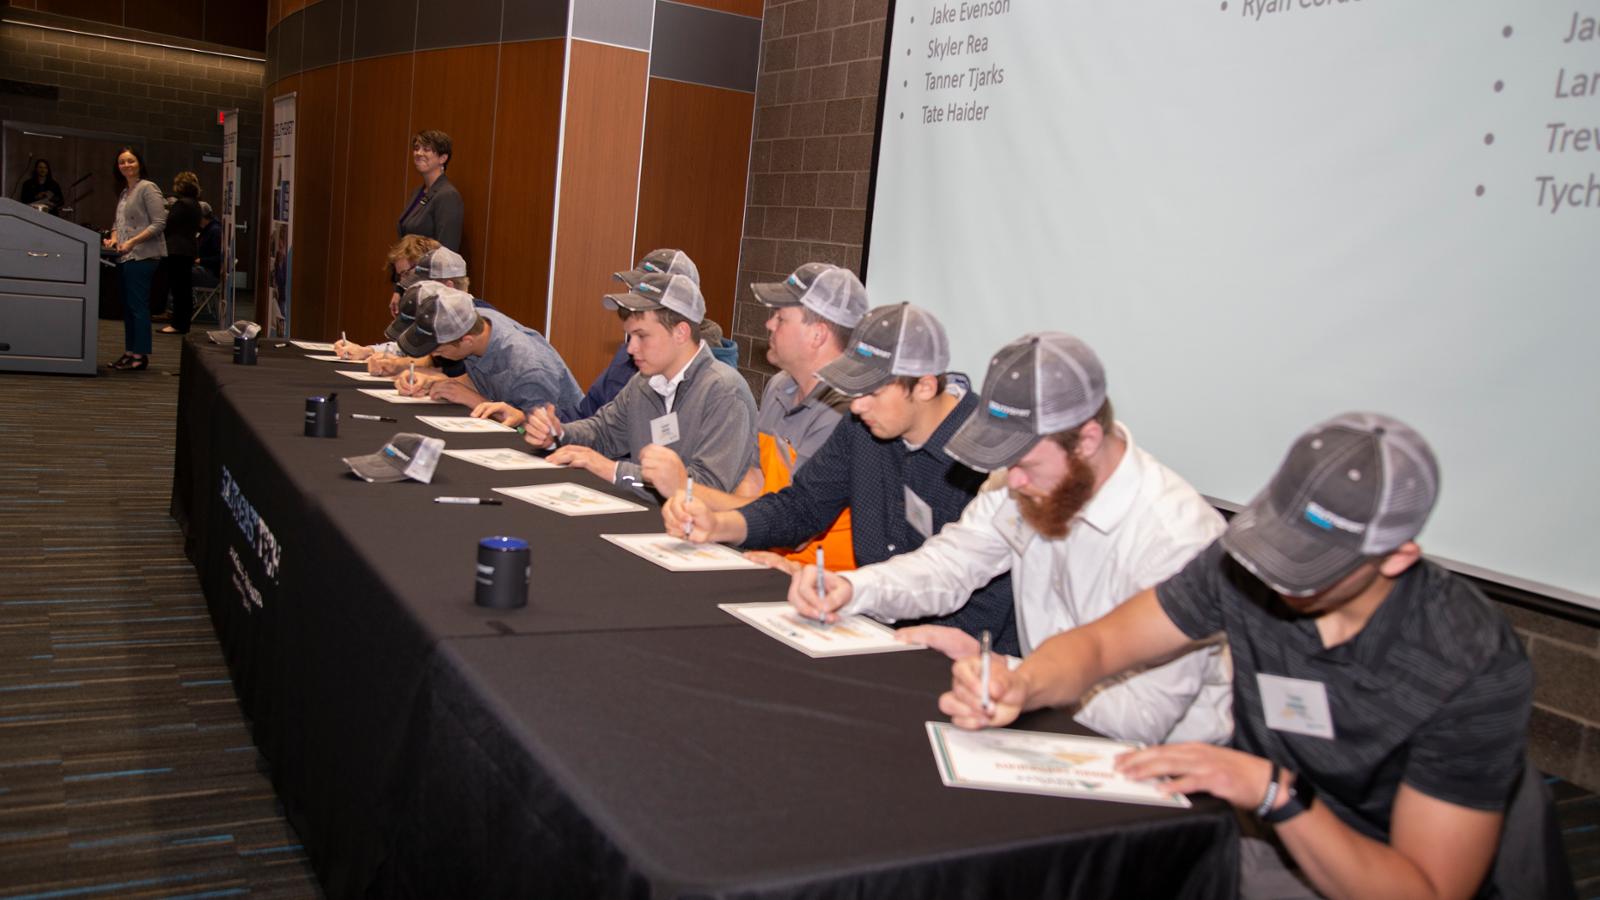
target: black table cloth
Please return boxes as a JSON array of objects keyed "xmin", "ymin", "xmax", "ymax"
[{"xmin": 170, "ymin": 336, "xmax": 1239, "ymax": 898}]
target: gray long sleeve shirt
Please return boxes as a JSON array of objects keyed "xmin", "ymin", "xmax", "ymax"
[
  {"xmin": 561, "ymin": 347, "xmax": 757, "ymax": 493},
  {"xmin": 112, "ymin": 180, "xmax": 168, "ymax": 262}
]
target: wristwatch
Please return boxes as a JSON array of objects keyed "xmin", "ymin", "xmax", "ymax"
[{"xmin": 1261, "ymin": 769, "xmax": 1317, "ymax": 825}]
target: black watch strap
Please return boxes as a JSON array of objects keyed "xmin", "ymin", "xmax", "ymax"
[{"xmin": 1261, "ymin": 770, "xmax": 1316, "ymax": 825}]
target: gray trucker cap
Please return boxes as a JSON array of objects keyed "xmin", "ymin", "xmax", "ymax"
[
  {"xmin": 412, "ymin": 246, "xmax": 467, "ymax": 282},
  {"xmin": 815, "ymin": 303, "xmax": 949, "ymax": 396},
  {"xmin": 944, "ymin": 333, "xmax": 1107, "ymax": 473},
  {"xmin": 1221, "ymin": 412, "xmax": 1440, "ymax": 597},
  {"xmin": 602, "ymin": 272, "xmax": 706, "ymax": 324},
  {"xmin": 342, "ymin": 432, "xmax": 445, "ymax": 484},
  {"xmin": 750, "ymin": 263, "xmax": 869, "ymax": 329},
  {"xmin": 396, "ymin": 284, "xmax": 478, "ymax": 356},
  {"xmin": 614, "ymin": 248, "xmax": 701, "ymax": 290}
]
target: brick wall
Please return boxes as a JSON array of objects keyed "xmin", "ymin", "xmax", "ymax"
[
  {"xmin": 1502, "ymin": 602, "xmax": 1600, "ymax": 789},
  {"xmin": 732, "ymin": 0, "xmax": 887, "ymax": 395},
  {"xmin": 1, "ymin": 21, "xmax": 263, "ymax": 227}
]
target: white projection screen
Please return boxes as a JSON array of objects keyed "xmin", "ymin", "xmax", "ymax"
[{"xmin": 866, "ymin": 2, "xmax": 1599, "ymax": 608}]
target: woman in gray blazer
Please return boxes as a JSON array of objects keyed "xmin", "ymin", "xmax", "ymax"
[
  {"xmin": 397, "ymin": 129, "xmax": 463, "ymax": 252},
  {"xmin": 102, "ymin": 147, "xmax": 167, "ymax": 371}
]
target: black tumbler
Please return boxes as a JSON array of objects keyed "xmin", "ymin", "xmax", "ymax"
[
  {"xmin": 233, "ymin": 334, "xmax": 258, "ymax": 364},
  {"xmin": 304, "ymin": 394, "xmax": 339, "ymax": 437},
  {"xmin": 475, "ymin": 536, "xmax": 530, "ymax": 610}
]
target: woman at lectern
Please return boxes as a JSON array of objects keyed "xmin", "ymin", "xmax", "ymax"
[
  {"xmin": 397, "ymin": 129, "xmax": 463, "ymax": 252},
  {"xmin": 102, "ymin": 147, "xmax": 167, "ymax": 372},
  {"xmin": 17, "ymin": 159, "xmax": 63, "ymax": 210}
]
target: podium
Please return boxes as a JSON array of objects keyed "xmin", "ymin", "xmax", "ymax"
[{"xmin": 0, "ymin": 197, "xmax": 101, "ymax": 376}]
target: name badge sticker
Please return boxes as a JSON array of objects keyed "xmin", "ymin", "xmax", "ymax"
[
  {"xmin": 650, "ymin": 412, "xmax": 681, "ymax": 446},
  {"xmin": 1256, "ymin": 673, "xmax": 1336, "ymax": 740},
  {"xmin": 904, "ymin": 485, "xmax": 935, "ymax": 539}
]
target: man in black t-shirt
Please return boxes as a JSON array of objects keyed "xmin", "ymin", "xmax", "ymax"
[{"xmin": 941, "ymin": 413, "xmax": 1534, "ymax": 899}]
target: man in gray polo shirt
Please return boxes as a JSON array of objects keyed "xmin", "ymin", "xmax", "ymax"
[
  {"xmin": 651, "ymin": 263, "xmax": 866, "ymax": 546},
  {"xmin": 521, "ymin": 273, "xmax": 758, "ymax": 495},
  {"xmin": 942, "ymin": 413, "xmax": 1539, "ymax": 899},
  {"xmin": 394, "ymin": 282, "xmax": 582, "ymax": 415}
]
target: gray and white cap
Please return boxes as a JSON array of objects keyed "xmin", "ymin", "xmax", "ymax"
[
  {"xmin": 944, "ymin": 332, "xmax": 1107, "ymax": 473},
  {"xmin": 614, "ymin": 248, "xmax": 701, "ymax": 291},
  {"xmin": 342, "ymin": 432, "xmax": 445, "ymax": 484},
  {"xmin": 602, "ymin": 272, "xmax": 706, "ymax": 324},
  {"xmin": 411, "ymin": 246, "xmax": 467, "ymax": 282},
  {"xmin": 1221, "ymin": 412, "xmax": 1440, "ymax": 597},
  {"xmin": 750, "ymin": 263, "xmax": 869, "ymax": 329},
  {"xmin": 385, "ymin": 280, "xmax": 432, "ymax": 341},
  {"xmin": 816, "ymin": 303, "xmax": 950, "ymax": 397},
  {"xmin": 396, "ymin": 283, "xmax": 478, "ymax": 356}
]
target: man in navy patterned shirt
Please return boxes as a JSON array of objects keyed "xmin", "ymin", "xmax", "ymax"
[{"xmin": 666, "ymin": 303, "xmax": 1017, "ymax": 653}]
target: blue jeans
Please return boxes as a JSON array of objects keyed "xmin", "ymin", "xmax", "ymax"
[{"xmin": 120, "ymin": 257, "xmax": 160, "ymax": 354}]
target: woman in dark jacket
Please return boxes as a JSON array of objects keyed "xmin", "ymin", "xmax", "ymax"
[
  {"xmin": 160, "ymin": 172, "xmax": 203, "ymax": 334},
  {"xmin": 397, "ymin": 129, "xmax": 463, "ymax": 251},
  {"xmin": 18, "ymin": 159, "xmax": 64, "ymax": 210}
]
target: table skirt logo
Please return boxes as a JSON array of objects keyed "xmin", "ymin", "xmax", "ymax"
[
  {"xmin": 220, "ymin": 465, "xmax": 282, "ymax": 583},
  {"xmin": 228, "ymin": 546, "xmax": 263, "ymax": 612}
]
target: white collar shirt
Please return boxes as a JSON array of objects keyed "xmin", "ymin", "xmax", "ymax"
[
  {"xmin": 647, "ymin": 341, "xmax": 708, "ymax": 413},
  {"xmin": 842, "ymin": 423, "xmax": 1233, "ymax": 746}
]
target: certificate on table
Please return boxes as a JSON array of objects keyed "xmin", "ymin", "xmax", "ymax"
[
  {"xmin": 719, "ymin": 602, "xmax": 921, "ymax": 658},
  {"xmin": 444, "ymin": 448, "xmax": 562, "ymax": 471},
  {"xmin": 291, "ymin": 340, "xmax": 338, "ymax": 352},
  {"xmin": 306, "ymin": 354, "xmax": 363, "ymax": 363},
  {"xmin": 335, "ymin": 369, "xmax": 393, "ymax": 382},
  {"xmin": 357, "ymin": 388, "xmax": 449, "ymax": 405},
  {"xmin": 600, "ymin": 533, "xmax": 764, "ymax": 571},
  {"xmin": 496, "ymin": 483, "xmax": 647, "ymax": 516},
  {"xmin": 415, "ymin": 415, "xmax": 515, "ymax": 434},
  {"xmin": 925, "ymin": 722, "xmax": 1190, "ymax": 808}
]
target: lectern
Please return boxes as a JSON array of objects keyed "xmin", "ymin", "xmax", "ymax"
[{"xmin": 0, "ymin": 197, "xmax": 101, "ymax": 376}]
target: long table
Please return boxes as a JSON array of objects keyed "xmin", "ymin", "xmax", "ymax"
[{"xmin": 171, "ymin": 336, "xmax": 1239, "ymax": 898}]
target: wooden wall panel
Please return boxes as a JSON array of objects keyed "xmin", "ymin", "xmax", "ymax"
[
  {"xmin": 288, "ymin": 65, "xmax": 339, "ymax": 339},
  {"xmin": 33, "ymin": 0, "xmax": 122, "ymax": 26},
  {"xmin": 407, "ymin": 44, "xmax": 499, "ymax": 291},
  {"xmin": 548, "ymin": 41, "xmax": 650, "ymax": 385},
  {"xmin": 634, "ymin": 77, "xmax": 755, "ymax": 341},
  {"xmin": 671, "ymin": 0, "xmax": 763, "ymax": 18},
  {"xmin": 480, "ymin": 39, "xmax": 565, "ymax": 334},
  {"xmin": 210, "ymin": 0, "xmax": 269, "ymax": 51},
  {"xmin": 126, "ymin": 0, "xmax": 206, "ymax": 43},
  {"xmin": 333, "ymin": 54, "xmax": 416, "ymax": 343},
  {"xmin": 322, "ymin": 59, "xmax": 357, "ymax": 338}
]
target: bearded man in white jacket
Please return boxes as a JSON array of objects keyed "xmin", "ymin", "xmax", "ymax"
[{"xmin": 788, "ymin": 332, "xmax": 1233, "ymax": 746}]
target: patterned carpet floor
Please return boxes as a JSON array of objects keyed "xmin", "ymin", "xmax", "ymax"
[{"xmin": 0, "ymin": 318, "xmax": 320, "ymax": 899}]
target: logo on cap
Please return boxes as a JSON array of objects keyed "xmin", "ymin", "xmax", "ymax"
[
  {"xmin": 987, "ymin": 401, "xmax": 1031, "ymax": 419},
  {"xmin": 1304, "ymin": 501, "xmax": 1365, "ymax": 535},
  {"xmin": 855, "ymin": 342, "xmax": 891, "ymax": 359}
]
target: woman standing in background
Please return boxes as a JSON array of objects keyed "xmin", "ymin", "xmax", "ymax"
[
  {"xmin": 17, "ymin": 158, "xmax": 64, "ymax": 210},
  {"xmin": 397, "ymin": 130, "xmax": 463, "ymax": 251},
  {"xmin": 102, "ymin": 147, "xmax": 166, "ymax": 371},
  {"xmin": 160, "ymin": 171, "xmax": 202, "ymax": 335}
]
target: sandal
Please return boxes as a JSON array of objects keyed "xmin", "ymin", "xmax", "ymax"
[
  {"xmin": 111, "ymin": 354, "xmax": 148, "ymax": 371},
  {"xmin": 159, "ymin": 325, "xmax": 185, "ymax": 335}
]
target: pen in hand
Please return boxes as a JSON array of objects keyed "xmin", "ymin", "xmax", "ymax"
[
  {"xmin": 814, "ymin": 546, "xmax": 828, "ymax": 627},
  {"xmin": 980, "ymin": 630, "xmax": 994, "ymax": 714},
  {"xmin": 682, "ymin": 475, "xmax": 695, "ymax": 539}
]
